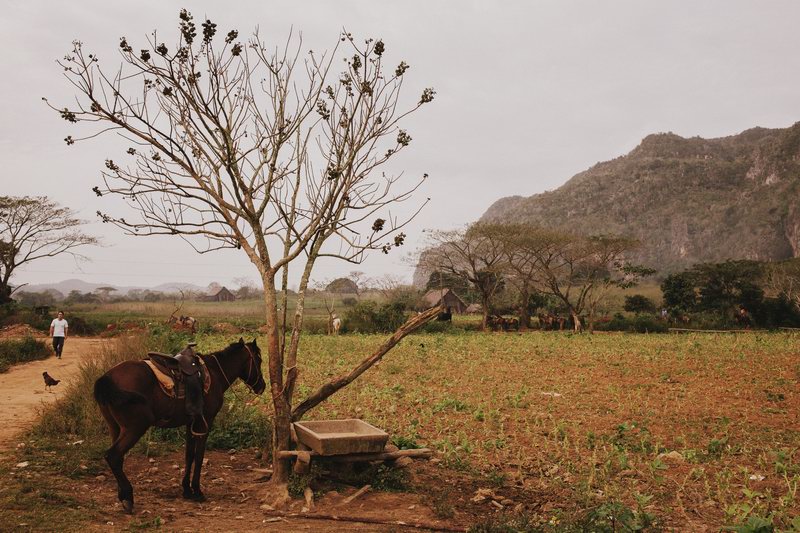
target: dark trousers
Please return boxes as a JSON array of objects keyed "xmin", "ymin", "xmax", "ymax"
[{"xmin": 53, "ymin": 336, "xmax": 65, "ymax": 357}]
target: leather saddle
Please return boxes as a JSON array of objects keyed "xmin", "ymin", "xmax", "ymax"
[{"xmin": 147, "ymin": 343, "xmax": 207, "ymax": 434}]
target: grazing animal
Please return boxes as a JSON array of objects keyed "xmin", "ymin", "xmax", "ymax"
[
  {"xmin": 488, "ymin": 314, "xmax": 516, "ymax": 332},
  {"xmin": 168, "ymin": 315, "xmax": 197, "ymax": 334},
  {"xmin": 93, "ymin": 338, "xmax": 266, "ymax": 514},
  {"xmin": 331, "ymin": 315, "xmax": 342, "ymax": 335},
  {"xmin": 43, "ymin": 371, "xmax": 60, "ymax": 391}
]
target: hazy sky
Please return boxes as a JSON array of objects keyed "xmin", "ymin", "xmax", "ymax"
[{"xmin": 2, "ymin": 1, "xmax": 799, "ymax": 290}]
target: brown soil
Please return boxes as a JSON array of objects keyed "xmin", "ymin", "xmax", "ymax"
[
  {"xmin": 0, "ymin": 324, "xmax": 43, "ymax": 338},
  {"xmin": 212, "ymin": 322, "xmax": 244, "ymax": 334},
  {"xmin": 0, "ymin": 337, "xmax": 105, "ymax": 456},
  {"xmin": 1, "ymin": 336, "xmax": 511, "ymax": 531},
  {"xmin": 57, "ymin": 450, "xmax": 483, "ymax": 532}
]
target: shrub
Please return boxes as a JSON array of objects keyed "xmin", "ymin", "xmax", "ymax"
[
  {"xmin": 341, "ymin": 297, "xmax": 358, "ymax": 307},
  {"xmin": 63, "ymin": 315, "xmax": 105, "ymax": 336},
  {"xmin": 343, "ymin": 301, "xmax": 408, "ymax": 333},
  {"xmin": 624, "ymin": 294, "xmax": 657, "ymax": 314},
  {"xmin": 0, "ymin": 304, "xmax": 52, "ymax": 331},
  {"xmin": 0, "ymin": 337, "xmax": 52, "ymax": 372},
  {"xmin": 596, "ymin": 313, "xmax": 668, "ymax": 333}
]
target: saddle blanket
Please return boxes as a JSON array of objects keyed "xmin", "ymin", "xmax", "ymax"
[{"xmin": 144, "ymin": 358, "xmax": 211, "ymax": 399}]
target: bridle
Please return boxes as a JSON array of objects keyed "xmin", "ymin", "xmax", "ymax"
[{"xmin": 210, "ymin": 343, "xmax": 262, "ymax": 393}]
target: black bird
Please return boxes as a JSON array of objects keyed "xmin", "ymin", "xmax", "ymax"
[{"xmin": 43, "ymin": 371, "xmax": 60, "ymax": 391}]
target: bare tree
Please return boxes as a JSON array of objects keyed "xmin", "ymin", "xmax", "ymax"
[
  {"xmin": 419, "ymin": 223, "xmax": 507, "ymax": 329},
  {"xmin": 0, "ymin": 196, "xmax": 97, "ymax": 304},
  {"xmin": 50, "ymin": 11, "xmax": 438, "ymax": 502},
  {"xmin": 347, "ymin": 270, "xmax": 366, "ymax": 296},
  {"xmin": 529, "ymin": 232, "xmax": 646, "ymax": 331},
  {"xmin": 233, "ymin": 276, "xmax": 260, "ymax": 300},
  {"xmin": 484, "ymin": 223, "xmax": 550, "ymax": 329},
  {"xmin": 764, "ymin": 258, "xmax": 800, "ymax": 308}
]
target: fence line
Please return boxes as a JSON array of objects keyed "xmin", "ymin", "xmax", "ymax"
[{"xmin": 668, "ymin": 328, "xmax": 753, "ymax": 334}]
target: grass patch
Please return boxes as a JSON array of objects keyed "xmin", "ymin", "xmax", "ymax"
[{"xmin": 0, "ymin": 336, "xmax": 51, "ymax": 372}]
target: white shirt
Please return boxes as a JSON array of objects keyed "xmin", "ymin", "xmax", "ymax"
[{"xmin": 51, "ymin": 318, "xmax": 68, "ymax": 337}]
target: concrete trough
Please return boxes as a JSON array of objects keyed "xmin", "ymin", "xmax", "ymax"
[{"xmin": 293, "ymin": 419, "xmax": 389, "ymax": 456}]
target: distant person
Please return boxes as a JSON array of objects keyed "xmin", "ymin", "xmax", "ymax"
[
  {"xmin": 737, "ymin": 306, "xmax": 751, "ymax": 329},
  {"xmin": 49, "ymin": 311, "xmax": 68, "ymax": 359},
  {"xmin": 661, "ymin": 308, "xmax": 668, "ymax": 321}
]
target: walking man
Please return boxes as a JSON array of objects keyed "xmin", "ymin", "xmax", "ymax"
[{"xmin": 49, "ymin": 311, "xmax": 68, "ymax": 359}]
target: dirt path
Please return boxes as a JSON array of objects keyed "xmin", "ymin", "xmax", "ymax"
[{"xmin": 0, "ymin": 337, "xmax": 105, "ymax": 454}]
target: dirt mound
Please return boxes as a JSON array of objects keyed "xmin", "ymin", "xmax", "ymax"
[
  {"xmin": 212, "ymin": 322, "xmax": 243, "ymax": 334},
  {"xmin": 0, "ymin": 324, "xmax": 44, "ymax": 339}
]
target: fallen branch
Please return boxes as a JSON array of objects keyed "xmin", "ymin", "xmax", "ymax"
[
  {"xmin": 277, "ymin": 448, "xmax": 434, "ymax": 462},
  {"xmin": 292, "ymin": 304, "xmax": 443, "ymax": 421},
  {"xmin": 262, "ymin": 511, "xmax": 467, "ymax": 532},
  {"xmin": 340, "ymin": 484, "xmax": 371, "ymax": 505}
]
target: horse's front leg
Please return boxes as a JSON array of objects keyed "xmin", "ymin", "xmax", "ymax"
[
  {"xmin": 182, "ymin": 426, "xmax": 196, "ymax": 500},
  {"xmin": 190, "ymin": 432, "xmax": 209, "ymax": 502}
]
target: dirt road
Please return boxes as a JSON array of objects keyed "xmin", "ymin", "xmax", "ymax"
[{"xmin": 0, "ymin": 337, "xmax": 105, "ymax": 454}]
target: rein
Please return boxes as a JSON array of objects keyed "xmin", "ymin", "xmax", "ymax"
[{"xmin": 209, "ymin": 343, "xmax": 259, "ymax": 393}]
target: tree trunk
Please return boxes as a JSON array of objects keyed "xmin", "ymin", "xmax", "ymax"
[
  {"xmin": 517, "ymin": 290, "xmax": 531, "ymax": 330},
  {"xmin": 261, "ymin": 273, "xmax": 292, "ymax": 506},
  {"xmin": 480, "ymin": 293, "xmax": 491, "ymax": 331},
  {"xmin": 0, "ymin": 271, "xmax": 12, "ymax": 304},
  {"xmin": 571, "ymin": 311, "xmax": 583, "ymax": 332}
]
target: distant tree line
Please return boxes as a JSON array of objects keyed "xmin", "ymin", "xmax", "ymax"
[
  {"xmin": 661, "ymin": 259, "xmax": 800, "ymax": 328},
  {"xmin": 418, "ymin": 222, "xmax": 654, "ymax": 331}
]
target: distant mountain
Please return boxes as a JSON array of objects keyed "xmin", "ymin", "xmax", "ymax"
[
  {"xmin": 480, "ymin": 122, "xmax": 800, "ymax": 273},
  {"xmin": 21, "ymin": 278, "xmax": 206, "ymax": 297}
]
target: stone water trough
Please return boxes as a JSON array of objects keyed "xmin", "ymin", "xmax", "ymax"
[
  {"xmin": 293, "ymin": 419, "xmax": 389, "ymax": 456},
  {"xmin": 280, "ymin": 419, "xmax": 434, "ymax": 475}
]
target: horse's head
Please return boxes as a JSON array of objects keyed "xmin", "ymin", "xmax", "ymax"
[{"xmin": 235, "ymin": 337, "xmax": 266, "ymax": 395}]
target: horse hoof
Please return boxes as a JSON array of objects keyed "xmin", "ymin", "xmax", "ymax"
[
  {"xmin": 182, "ymin": 490, "xmax": 194, "ymax": 500},
  {"xmin": 121, "ymin": 499, "xmax": 134, "ymax": 514},
  {"xmin": 191, "ymin": 491, "xmax": 206, "ymax": 502}
]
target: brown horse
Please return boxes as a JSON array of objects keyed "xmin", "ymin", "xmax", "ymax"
[{"xmin": 93, "ymin": 338, "xmax": 266, "ymax": 513}]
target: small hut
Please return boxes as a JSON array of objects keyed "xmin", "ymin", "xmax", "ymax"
[
  {"xmin": 422, "ymin": 288, "xmax": 467, "ymax": 314},
  {"xmin": 203, "ymin": 286, "xmax": 236, "ymax": 302},
  {"xmin": 465, "ymin": 303, "xmax": 483, "ymax": 315}
]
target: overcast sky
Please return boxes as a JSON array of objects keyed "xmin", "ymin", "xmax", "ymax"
[{"xmin": 2, "ymin": 0, "xmax": 799, "ymax": 291}]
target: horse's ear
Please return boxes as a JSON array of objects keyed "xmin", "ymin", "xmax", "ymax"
[
  {"xmin": 252, "ymin": 338, "xmax": 258, "ymax": 347},
  {"xmin": 238, "ymin": 337, "xmax": 244, "ymax": 345}
]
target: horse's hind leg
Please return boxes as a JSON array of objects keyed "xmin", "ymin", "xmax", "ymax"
[
  {"xmin": 105, "ymin": 422, "xmax": 148, "ymax": 514},
  {"xmin": 99, "ymin": 404, "xmax": 120, "ymax": 442}
]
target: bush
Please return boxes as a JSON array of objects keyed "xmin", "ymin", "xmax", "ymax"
[
  {"xmin": 754, "ymin": 296, "xmax": 800, "ymax": 329},
  {"xmin": 65, "ymin": 315, "xmax": 105, "ymax": 336},
  {"xmin": 341, "ymin": 297, "xmax": 358, "ymax": 307},
  {"xmin": 596, "ymin": 313, "xmax": 668, "ymax": 333},
  {"xmin": 343, "ymin": 301, "xmax": 408, "ymax": 333},
  {"xmin": 0, "ymin": 304, "xmax": 52, "ymax": 331},
  {"xmin": 0, "ymin": 337, "xmax": 52, "ymax": 372},
  {"xmin": 624, "ymin": 294, "xmax": 657, "ymax": 314}
]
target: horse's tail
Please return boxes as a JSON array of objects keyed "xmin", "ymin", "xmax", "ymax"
[{"xmin": 93, "ymin": 375, "xmax": 147, "ymax": 407}]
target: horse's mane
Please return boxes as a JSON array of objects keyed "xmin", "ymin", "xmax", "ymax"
[{"xmin": 200, "ymin": 340, "xmax": 252, "ymax": 361}]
